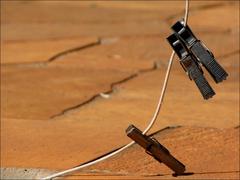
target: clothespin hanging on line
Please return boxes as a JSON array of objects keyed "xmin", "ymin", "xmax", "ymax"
[
  {"xmin": 171, "ymin": 21, "xmax": 228, "ymax": 83},
  {"xmin": 167, "ymin": 21, "xmax": 228, "ymax": 99},
  {"xmin": 167, "ymin": 34, "xmax": 215, "ymax": 100},
  {"xmin": 126, "ymin": 124, "xmax": 186, "ymax": 175}
]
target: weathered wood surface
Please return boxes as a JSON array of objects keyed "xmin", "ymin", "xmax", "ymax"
[{"xmin": 1, "ymin": 1, "xmax": 239, "ymax": 179}]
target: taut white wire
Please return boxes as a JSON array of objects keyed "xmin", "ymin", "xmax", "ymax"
[
  {"xmin": 41, "ymin": 1, "xmax": 189, "ymax": 179},
  {"xmin": 143, "ymin": 0, "xmax": 189, "ymax": 135}
]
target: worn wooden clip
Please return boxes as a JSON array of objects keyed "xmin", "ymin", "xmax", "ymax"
[{"xmin": 126, "ymin": 124, "xmax": 186, "ymax": 175}]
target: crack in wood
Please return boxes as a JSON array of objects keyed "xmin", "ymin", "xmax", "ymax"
[
  {"xmin": 1, "ymin": 39, "xmax": 101, "ymax": 67},
  {"xmin": 47, "ymin": 39, "xmax": 101, "ymax": 62},
  {"xmin": 50, "ymin": 62, "xmax": 159, "ymax": 119},
  {"xmin": 49, "ymin": 47, "xmax": 240, "ymax": 119}
]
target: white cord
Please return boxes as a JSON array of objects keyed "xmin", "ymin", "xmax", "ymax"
[{"xmin": 41, "ymin": 1, "xmax": 189, "ymax": 179}]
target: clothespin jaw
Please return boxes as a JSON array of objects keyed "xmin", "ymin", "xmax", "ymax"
[
  {"xmin": 167, "ymin": 33, "xmax": 192, "ymax": 78},
  {"xmin": 171, "ymin": 21, "xmax": 197, "ymax": 47},
  {"xmin": 167, "ymin": 34, "xmax": 215, "ymax": 100},
  {"xmin": 171, "ymin": 21, "xmax": 228, "ymax": 83}
]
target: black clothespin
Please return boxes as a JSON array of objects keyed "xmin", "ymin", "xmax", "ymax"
[
  {"xmin": 171, "ymin": 21, "xmax": 228, "ymax": 83},
  {"xmin": 167, "ymin": 34, "xmax": 215, "ymax": 100}
]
